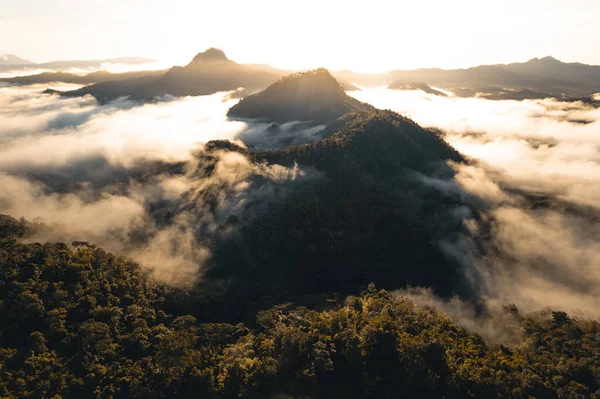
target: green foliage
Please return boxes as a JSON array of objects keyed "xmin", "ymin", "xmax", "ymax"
[
  {"xmin": 1, "ymin": 221, "xmax": 600, "ymax": 398},
  {"xmin": 206, "ymin": 110, "xmax": 471, "ymax": 316}
]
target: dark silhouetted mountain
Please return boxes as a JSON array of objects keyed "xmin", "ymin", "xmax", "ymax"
[
  {"xmin": 258, "ymin": 110, "xmax": 463, "ymax": 170},
  {"xmin": 206, "ymin": 110, "xmax": 471, "ymax": 316},
  {"xmin": 506, "ymin": 56, "xmax": 600, "ymax": 88},
  {"xmin": 387, "ymin": 56, "xmax": 600, "ymax": 98},
  {"xmin": 57, "ymin": 48, "xmax": 284, "ymax": 102},
  {"xmin": 56, "ymin": 75, "xmax": 165, "ymax": 103},
  {"xmin": 0, "ymin": 69, "xmax": 166, "ymax": 86},
  {"xmin": 227, "ymin": 68, "xmax": 374, "ymax": 123},
  {"xmin": 191, "ymin": 47, "xmax": 229, "ymax": 62},
  {"xmin": 0, "ymin": 53, "xmax": 34, "ymax": 65}
]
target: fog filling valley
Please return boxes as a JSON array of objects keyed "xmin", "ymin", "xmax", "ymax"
[
  {"xmin": 0, "ymin": 83, "xmax": 322, "ymax": 285},
  {"xmin": 350, "ymin": 87, "xmax": 600, "ymax": 321},
  {"xmin": 2, "ymin": 81, "xmax": 600, "ymax": 335}
]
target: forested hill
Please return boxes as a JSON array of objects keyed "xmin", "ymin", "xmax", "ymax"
[
  {"xmin": 3, "ymin": 213, "xmax": 600, "ymax": 397},
  {"xmin": 200, "ymin": 109, "xmax": 473, "ymax": 320},
  {"xmin": 227, "ymin": 68, "xmax": 373, "ymax": 123}
]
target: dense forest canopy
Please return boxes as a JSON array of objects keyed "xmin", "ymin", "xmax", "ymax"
[
  {"xmin": 2, "ymin": 66, "xmax": 600, "ymax": 398},
  {"xmin": 1, "ymin": 217, "xmax": 600, "ymax": 398}
]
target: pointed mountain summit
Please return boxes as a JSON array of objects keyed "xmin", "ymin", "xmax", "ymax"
[
  {"xmin": 524, "ymin": 55, "xmax": 562, "ymax": 66},
  {"xmin": 227, "ymin": 68, "xmax": 373, "ymax": 123},
  {"xmin": 59, "ymin": 48, "xmax": 284, "ymax": 102},
  {"xmin": 191, "ymin": 48, "xmax": 230, "ymax": 63}
]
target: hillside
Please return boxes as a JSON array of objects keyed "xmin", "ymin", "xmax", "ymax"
[
  {"xmin": 58, "ymin": 48, "xmax": 283, "ymax": 102},
  {"xmin": 201, "ymin": 110, "xmax": 471, "ymax": 317},
  {"xmin": 3, "ymin": 65, "xmax": 600, "ymax": 398},
  {"xmin": 0, "ymin": 56, "xmax": 155, "ymax": 71},
  {"xmin": 227, "ymin": 68, "xmax": 374, "ymax": 123},
  {"xmin": 1, "ymin": 216, "xmax": 599, "ymax": 398},
  {"xmin": 0, "ymin": 69, "xmax": 166, "ymax": 86},
  {"xmin": 387, "ymin": 56, "xmax": 600, "ymax": 97}
]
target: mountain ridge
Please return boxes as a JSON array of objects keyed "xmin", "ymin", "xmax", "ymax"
[
  {"xmin": 227, "ymin": 68, "xmax": 374, "ymax": 123},
  {"xmin": 0, "ymin": 55, "xmax": 156, "ymax": 71},
  {"xmin": 0, "ymin": 53, "xmax": 34, "ymax": 65},
  {"xmin": 55, "ymin": 48, "xmax": 284, "ymax": 102}
]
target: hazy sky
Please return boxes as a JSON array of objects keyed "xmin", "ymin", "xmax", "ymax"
[{"xmin": 1, "ymin": 0, "xmax": 599, "ymax": 72}]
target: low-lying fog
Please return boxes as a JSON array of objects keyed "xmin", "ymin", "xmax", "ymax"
[
  {"xmin": 2, "ymin": 81, "xmax": 600, "ymax": 327},
  {"xmin": 350, "ymin": 87, "xmax": 600, "ymax": 321}
]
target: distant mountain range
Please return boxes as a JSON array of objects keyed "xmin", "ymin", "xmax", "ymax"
[
  {"xmin": 44, "ymin": 48, "xmax": 284, "ymax": 102},
  {"xmin": 4, "ymin": 49, "xmax": 600, "ymax": 102},
  {"xmin": 0, "ymin": 69, "xmax": 167, "ymax": 86},
  {"xmin": 382, "ymin": 56, "xmax": 600, "ymax": 100},
  {"xmin": 0, "ymin": 54, "xmax": 34, "ymax": 66},
  {"xmin": 0, "ymin": 54, "xmax": 156, "ymax": 71}
]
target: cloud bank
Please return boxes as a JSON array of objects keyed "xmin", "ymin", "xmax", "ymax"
[
  {"xmin": 351, "ymin": 87, "xmax": 600, "ymax": 320},
  {"xmin": 0, "ymin": 85, "xmax": 320, "ymax": 286},
  {"xmin": 3, "ymin": 80, "xmax": 600, "ymax": 334}
]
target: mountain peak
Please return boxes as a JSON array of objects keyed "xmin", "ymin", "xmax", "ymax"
[
  {"xmin": 527, "ymin": 55, "xmax": 561, "ymax": 64},
  {"xmin": 227, "ymin": 69, "xmax": 373, "ymax": 123},
  {"xmin": 282, "ymin": 68, "xmax": 337, "ymax": 83},
  {"xmin": 191, "ymin": 48, "xmax": 229, "ymax": 63},
  {"xmin": 540, "ymin": 56, "xmax": 560, "ymax": 63}
]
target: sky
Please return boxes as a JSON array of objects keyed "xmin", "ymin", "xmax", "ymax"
[{"xmin": 1, "ymin": 0, "xmax": 599, "ymax": 72}]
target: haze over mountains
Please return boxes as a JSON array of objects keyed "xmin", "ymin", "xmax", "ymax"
[
  {"xmin": 44, "ymin": 48, "xmax": 284, "ymax": 102},
  {"xmin": 386, "ymin": 56, "xmax": 600, "ymax": 100},
  {"xmin": 4, "ymin": 49, "xmax": 600, "ymax": 104},
  {"xmin": 2, "ymin": 44, "xmax": 600, "ymax": 398},
  {"xmin": 0, "ymin": 54, "xmax": 156, "ymax": 70},
  {"xmin": 0, "ymin": 53, "xmax": 34, "ymax": 65}
]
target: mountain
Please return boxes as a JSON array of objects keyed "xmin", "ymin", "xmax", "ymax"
[
  {"xmin": 204, "ymin": 109, "xmax": 471, "ymax": 315},
  {"xmin": 227, "ymin": 68, "xmax": 374, "ymax": 123},
  {"xmin": 506, "ymin": 56, "xmax": 600, "ymax": 88},
  {"xmin": 0, "ymin": 69, "xmax": 166, "ymax": 86},
  {"xmin": 387, "ymin": 56, "xmax": 600, "ymax": 98},
  {"xmin": 220, "ymin": 74, "xmax": 468, "ymax": 308},
  {"xmin": 3, "ymin": 62, "xmax": 600, "ymax": 398},
  {"xmin": 0, "ymin": 56, "xmax": 155, "ymax": 71},
  {"xmin": 57, "ymin": 48, "xmax": 284, "ymax": 102},
  {"xmin": 258, "ymin": 109, "xmax": 462, "ymax": 170},
  {"xmin": 0, "ymin": 53, "xmax": 34, "ymax": 66}
]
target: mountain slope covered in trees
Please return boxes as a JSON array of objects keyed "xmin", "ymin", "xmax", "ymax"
[
  {"xmin": 200, "ymin": 109, "xmax": 471, "ymax": 319},
  {"xmin": 2, "ymin": 66, "xmax": 600, "ymax": 398},
  {"xmin": 227, "ymin": 68, "xmax": 373, "ymax": 123},
  {"xmin": 1, "ymin": 217, "xmax": 599, "ymax": 398}
]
